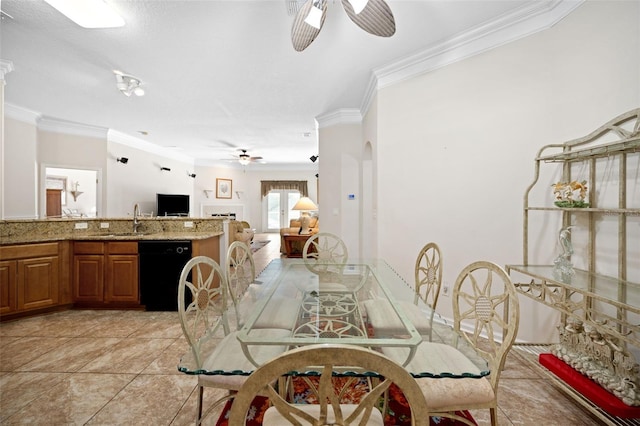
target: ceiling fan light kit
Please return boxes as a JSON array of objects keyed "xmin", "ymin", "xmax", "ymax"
[
  {"xmin": 234, "ymin": 149, "xmax": 264, "ymax": 166},
  {"xmin": 292, "ymin": 0, "xmax": 395, "ymax": 51}
]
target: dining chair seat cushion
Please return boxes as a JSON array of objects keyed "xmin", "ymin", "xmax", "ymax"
[
  {"xmin": 381, "ymin": 341, "xmax": 493, "ymax": 409},
  {"xmin": 363, "ymin": 299, "xmax": 432, "ymax": 335},
  {"xmin": 263, "ymin": 403, "xmax": 384, "ymax": 425},
  {"xmin": 416, "ymin": 376, "xmax": 495, "ymax": 410},
  {"xmin": 201, "ymin": 329, "xmax": 292, "ymax": 375},
  {"xmin": 237, "ymin": 296, "xmax": 300, "ymax": 330}
]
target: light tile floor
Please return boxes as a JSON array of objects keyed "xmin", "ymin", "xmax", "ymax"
[{"xmin": 0, "ymin": 233, "xmax": 603, "ymax": 425}]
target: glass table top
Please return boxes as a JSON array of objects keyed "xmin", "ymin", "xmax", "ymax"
[{"xmin": 178, "ymin": 258, "xmax": 489, "ymax": 379}]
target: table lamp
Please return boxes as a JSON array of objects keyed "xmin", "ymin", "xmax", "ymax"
[{"xmin": 292, "ymin": 197, "xmax": 318, "ymax": 234}]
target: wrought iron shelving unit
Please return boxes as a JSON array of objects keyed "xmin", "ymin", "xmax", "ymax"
[{"xmin": 506, "ymin": 108, "xmax": 640, "ymax": 424}]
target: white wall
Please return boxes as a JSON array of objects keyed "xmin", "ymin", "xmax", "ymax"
[
  {"xmin": 318, "ymin": 121, "xmax": 361, "ymax": 256},
  {"xmin": 371, "ymin": 0, "xmax": 639, "ymax": 342},
  {"xmin": 4, "ymin": 117, "xmax": 37, "ymax": 218},
  {"xmin": 107, "ymin": 140, "xmax": 195, "ymax": 217}
]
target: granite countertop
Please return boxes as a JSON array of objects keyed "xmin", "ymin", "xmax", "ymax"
[
  {"xmin": 1, "ymin": 217, "xmax": 227, "ymax": 246},
  {"xmin": 1, "ymin": 231, "xmax": 223, "ymax": 245},
  {"xmin": 72, "ymin": 231, "xmax": 223, "ymax": 241}
]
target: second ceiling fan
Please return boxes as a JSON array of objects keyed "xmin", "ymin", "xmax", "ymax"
[{"xmin": 291, "ymin": 0, "xmax": 395, "ymax": 52}]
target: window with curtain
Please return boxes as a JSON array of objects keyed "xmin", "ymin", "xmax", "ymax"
[{"xmin": 261, "ymin": 180, "xmax": 308, "ymax": 198}]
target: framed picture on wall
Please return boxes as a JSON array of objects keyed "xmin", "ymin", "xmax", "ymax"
[{"xmin": 216, "ymin": 178, "xmax": 232, "ymax": 199}]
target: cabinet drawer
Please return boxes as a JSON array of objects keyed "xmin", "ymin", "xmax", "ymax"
[
  {"xmin": 0, "ymin": 242, "xmax": 59, "ymax": 261},
  {"xmin": 107, "ymin": 242, "xmax": 138, "ymax": 255},
  {"xmin": 73, "ymin": 242, "xmax": 105, "ymax": 255}
]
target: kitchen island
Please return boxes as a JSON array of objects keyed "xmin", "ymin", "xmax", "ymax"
[{"xmin": 0, "ymin": 217, "xmax": 227, "ymax": 320}]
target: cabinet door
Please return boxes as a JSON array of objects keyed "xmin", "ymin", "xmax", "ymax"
[
  {"xmin": 17, "ymin": 256, "xmax": 60, "ymax": 311},
  {"xmin": 105, "ymin": 255, "xmax": 139, "ymax": 303},
  {"xmin": 73, "ymin": 255, "xmax": 105, "ymax": 302},
  {"xmin": 0, "ymin": 260, "xmax": 17, "ymax": 315}
]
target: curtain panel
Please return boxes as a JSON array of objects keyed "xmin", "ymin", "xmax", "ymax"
[{"xmin": 261, "ymin": 180, "xmax": 308, "ymax": 198}]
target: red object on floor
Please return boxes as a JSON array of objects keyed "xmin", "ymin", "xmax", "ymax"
[{"xmin": 539, "ymin": 353, "xmax": 640, "ymax": 418}]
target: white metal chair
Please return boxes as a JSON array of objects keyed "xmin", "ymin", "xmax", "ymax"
[
  {"xmin": 178, "ymin": 256, "xmax": 291, "ymax": 425},
  {"xmin": 364, "ymin": 242, "xmax": 442, "ymax": 337},
  {"xmin": 302, "ymin": 232, "xmax": 351, "ymax": 292},
  {"xmin": 227, "ymin": 344, "xmax": 430, "ymax": 426},
  {"xmin": 382, "ymin": 260, "xmax": 520, "ymax": 426},
  {"xmin": 302, "ymin": 232, "xmax": 348, "ymax": 267},
  {"xmin": 226, "ymin": 241, "xmax": 299, "ymax": 330}
]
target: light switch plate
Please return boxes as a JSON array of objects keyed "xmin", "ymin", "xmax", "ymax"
[
  {"xmin": 184, "ymin": 221, "xmax": 194, "ymax": 228},
  {"xmin": 75, "ymin": 222, "xmax": 88, "ymax": 229},
  {"xmin": 100, "ymin": 222, "xmax": 110, "ymax": 229}
]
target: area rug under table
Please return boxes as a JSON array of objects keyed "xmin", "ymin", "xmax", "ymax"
[{"xmin": 215, "ymin": 377, "xmax": 476, "ymax": 425}]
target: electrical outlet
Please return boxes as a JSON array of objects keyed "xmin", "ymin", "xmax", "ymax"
[
  {"xmin": 184, "ymin": 221, "xmax": 194, "ymax": 228},
  {"xmin": 100, "ymin": 222, "xmax": 110, "ymax": 229},
  {"xmin": 74, "ymin": 222, "xmax": 88, "ymax": 229},
  {"xmin": 442, "ymin": 282, "xmax": 450, "ymax": 297}
]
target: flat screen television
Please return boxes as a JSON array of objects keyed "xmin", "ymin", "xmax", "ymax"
[{"xmin": 156, "ymin": 193, "xmax": 190, "ymax": 217}]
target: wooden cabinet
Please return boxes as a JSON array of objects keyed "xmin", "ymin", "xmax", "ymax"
[
  {"xmin": 73, "ymin": 241, "xmax": 139, "ymax": 307},
  {"xmin": 0, "ymin": 243, "xmax": 62, "ymax": 317}
]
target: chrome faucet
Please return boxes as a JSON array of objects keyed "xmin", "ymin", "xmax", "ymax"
[{"xmin": 133, "ymin": 203, "xmax": 141, "ymax": 233}]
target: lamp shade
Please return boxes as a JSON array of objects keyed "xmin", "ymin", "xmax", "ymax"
[{"xmin": 292, "ymin": 197, "xmax": 318, "ymax": 211}]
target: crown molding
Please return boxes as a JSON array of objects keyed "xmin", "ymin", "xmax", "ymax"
[
  {"xmin": 316, "ymin": 108, "xmax": 362, "ymax": 128},
  {"xmin": 360, "ymin": 0, "xmax": 584, "ymax": 114},
  {"xmin": 108, "ymin": 129, "xmax": 195, "ymax": 164},
  {"xmin": 37, "ymin": 116, "xmax": 108, "ymax": 139},
  {"xmin": 4, "ymin": 102, "xmax": 41, "ymax": 124},
  {"xmin": 0, "ymin": 60, "xmax": 14, "ymax": 81}
]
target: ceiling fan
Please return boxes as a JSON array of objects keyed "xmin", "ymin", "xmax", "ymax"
[
  {"xmin": 232, "ymin": 149, "xmax": 265, "ymax": 166},
  {"xmin": 291, "ymin": 0, "xmax": 395, "ymax": 52}
]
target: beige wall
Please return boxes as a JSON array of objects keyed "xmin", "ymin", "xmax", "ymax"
[{"xmin": 371, "ymin": 0, "xmax": 639, "ymax": 341}]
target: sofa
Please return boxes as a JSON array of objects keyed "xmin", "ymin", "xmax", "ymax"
[
  {"xmin": 279, "ymin": 216, "xmax": 319, "ymax": 254},
  {"xmin": 230, "ymin": 221, "xmax": 255, "ymax": 247}
]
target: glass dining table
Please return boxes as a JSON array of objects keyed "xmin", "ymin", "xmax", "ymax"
[{"xmin": 178, "ymin": 258, "xmax": 488, "ymax": 379}]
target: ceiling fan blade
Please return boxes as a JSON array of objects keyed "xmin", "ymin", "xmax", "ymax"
[
  {"xmin": 250, "ymin": 156, "xmax": 263, "ymax": 161},
  {"xmin": 291, "ymin": 0, "xmax": 327, "ymax": 52},
  {"xmin": 341, "ymin": 0, "xmax": 395, "ymax": 38}
]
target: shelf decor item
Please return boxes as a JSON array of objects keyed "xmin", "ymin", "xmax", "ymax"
[
  {"xmin": 552, "ymin": 180, "xmax": 589, "ymax": 208},
  {"xmin": 553, "ymin": 226, "xmax": 575, "ymax": 283}
]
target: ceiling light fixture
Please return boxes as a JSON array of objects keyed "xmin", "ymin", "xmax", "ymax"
[
  {"xmin": 116, "ymin": 157, "xmax": 129, "ymax": 164},
  {"xmin": 187, "ymin": 172, "xmax": 196, "ymax": 178},
  {"xmin": 304, "ymin": 0, "xmax": 324, "ymax": 29},
  {"xmin": 292, "ymin": 0, "xmax": 395, "ymax": 52},
  {"xmin": 43, "ymin": 0, "xmax": 125, "ymax": 28},
  {"xmin": 114, "ymin": 70, "xmax": 145, "ymax": 97},
  {"xmin": 238, "ymin": 153, "xmax": 251, "ymax": 166}
]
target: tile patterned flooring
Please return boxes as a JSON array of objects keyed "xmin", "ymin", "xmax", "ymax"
[{"xmin": 0, "ymin": 234, "xmax": 603, "ymax": 425}]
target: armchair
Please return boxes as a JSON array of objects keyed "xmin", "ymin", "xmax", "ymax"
[{"xmin": 229, "ymin": 220, "xmax": 255, "ymax": 247}]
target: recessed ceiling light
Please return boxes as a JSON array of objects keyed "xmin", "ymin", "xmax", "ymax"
[{"xmin": 43, "ymin": 0, "xmax": 125, "ymax": 28}]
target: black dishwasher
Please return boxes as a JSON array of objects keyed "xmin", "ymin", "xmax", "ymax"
[{"xmin": 139, "ymin": 240, "xmax": 192, "ymax": 311}]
